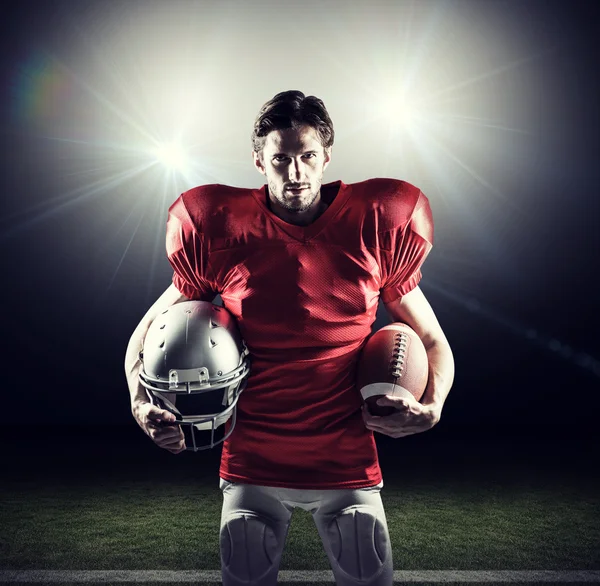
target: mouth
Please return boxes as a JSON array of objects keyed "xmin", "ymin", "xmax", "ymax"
[{"xmin": 287, "ymin": 187, "xmax": 309, "ymax": 194}]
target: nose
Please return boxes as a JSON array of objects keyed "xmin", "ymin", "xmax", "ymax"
[{"xmin": 288, "ymin": 158, "xmax": 305, "ymax": 183}]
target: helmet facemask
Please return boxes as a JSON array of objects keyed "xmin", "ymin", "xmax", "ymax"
[{"xmin": 139, "ymin": 301, "xmax": 251, "ymax": 451}]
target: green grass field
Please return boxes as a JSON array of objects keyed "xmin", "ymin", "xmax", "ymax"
[
  {"xmin": 1, "ymin": 429, "xmax": 599, "ymax": 585},
  {"xmin": 2, "ymin": 473, "xmax": 598, "ymax": 573}
]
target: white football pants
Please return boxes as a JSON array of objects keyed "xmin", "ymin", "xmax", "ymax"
[{"xmin": 219, "ymin": 478, "xmax": 393, "ymax": 586}]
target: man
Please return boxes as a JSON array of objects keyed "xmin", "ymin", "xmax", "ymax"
[{"xmin": 125, "ymin": 90, "xmax": 454, "ymax": 586}]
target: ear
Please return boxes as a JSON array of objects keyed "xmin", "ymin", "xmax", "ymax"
[
  {"xmin": 322, "ymin": 148, "xmax": 331, "ymax": 172},
  {"xmin": 253, "ymin": 150, "xmax": 266, "ymax": 176}
]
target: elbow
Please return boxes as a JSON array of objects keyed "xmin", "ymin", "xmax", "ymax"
[
  {"xmin": 422, "ymin": 333, "xmax": 452, "ymax": 353},
  {"xmin": 124, "ymin": 321, "xmax": 150, "ymax": 373}
]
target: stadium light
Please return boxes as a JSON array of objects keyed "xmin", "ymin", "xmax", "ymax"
[
  {"xmin": 378, "ymin": 92, "xmax": 421, "ymax": 133},
  {"xmin": 153, "ymin": 142, "xmax": 189, "ymax": 173}
]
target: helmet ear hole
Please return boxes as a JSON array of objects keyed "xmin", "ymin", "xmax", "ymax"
[{"xmin": 139, "ymin": 300, "xmax": 251, "ymax": 451}]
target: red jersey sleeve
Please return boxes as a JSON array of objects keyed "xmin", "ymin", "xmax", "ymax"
[
  {"xmin": 380, "ymin": 190, "xmax": 434, "ymax": 303},
  {"xmin": 166, "ymin": 194, "xmax": 217, "ymax": 301}
]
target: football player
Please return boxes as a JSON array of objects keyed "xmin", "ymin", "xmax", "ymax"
[{"xmin": 125, "ymin": 90, "xmax": 455, "ymax": 586}]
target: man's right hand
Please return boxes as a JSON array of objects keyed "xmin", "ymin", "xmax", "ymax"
[{"xmin": 132, "ymin": 401, "xmax": 186, "ymax": 454}]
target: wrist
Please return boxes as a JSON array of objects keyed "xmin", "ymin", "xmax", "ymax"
[{"xmin": 131, "ymin": 394, "xmax": 150, "ymax": 411}]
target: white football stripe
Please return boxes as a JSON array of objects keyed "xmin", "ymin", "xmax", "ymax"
[{"xmin": 360, "ymin": 382, "xmax": 412, "ymax": 400}]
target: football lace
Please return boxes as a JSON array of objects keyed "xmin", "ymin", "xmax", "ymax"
[{"xmin": 390, "ymin": 332, "xmax": 408, "ymax": 379}]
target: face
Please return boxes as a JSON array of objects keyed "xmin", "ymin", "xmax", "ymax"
[{"xmin": 253, "ymin": 124, "xmax": 331, "ymax": 217}]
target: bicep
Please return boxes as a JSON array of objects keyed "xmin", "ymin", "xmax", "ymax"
[
  {"xmin": 383, "ymin": 286, "xmax": 448, "ymax": 349},
  {"xmin": 133, "ymin": 284, "xmax": 192, "ymax": 339}
]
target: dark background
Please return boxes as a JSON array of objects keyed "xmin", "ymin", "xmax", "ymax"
[{"xmin": 0, "ymin": 0, "xmax": 598, "ymax": 475}]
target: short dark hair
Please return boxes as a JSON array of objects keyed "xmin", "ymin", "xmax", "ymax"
[{"xmin": 252, "ymin": 90, "xmax": 334, "ymax": 159}]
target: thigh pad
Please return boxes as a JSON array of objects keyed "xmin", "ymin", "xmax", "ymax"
[
  {"xmin": 220, "ymin": 513, "xmax": 280, "ymax": 583},
  {"xmin": 324, "ymin": 505, "xmax": 390, "ymax": 582}
]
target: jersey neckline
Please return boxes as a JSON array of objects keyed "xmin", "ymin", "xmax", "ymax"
[{"xmin": 250, "ymin": 180, "xmax": 351, "ymax": 242}]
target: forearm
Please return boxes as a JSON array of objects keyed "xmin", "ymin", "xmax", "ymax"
[
  {"xmin": 421, "ymin": 340, "xmax": 455, "ymax": 412},
  {"xmin": 125, "ymin": 321, "xmax": 152, "ymax": 408}
]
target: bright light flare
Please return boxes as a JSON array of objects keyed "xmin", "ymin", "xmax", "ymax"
[
  {"xmin": 9, "ymin": 0, "xmax": 571, "ymax": 324},
  {"xmin": 152, "ymin": 142, "xmax": 189, "ymax": 172},
  {"xmin": 378, "ymin": 93, "xmax": 421, "ymax": 132}
]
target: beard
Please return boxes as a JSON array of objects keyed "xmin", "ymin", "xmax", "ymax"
[{"xmin": 267, "ymin": 177, "xmax": 323, "ymax": 213}]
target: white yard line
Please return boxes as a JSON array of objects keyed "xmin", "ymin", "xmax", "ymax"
[{"xmin": 0, "ymin": 570, "xmax": 599, "ymax": 582}]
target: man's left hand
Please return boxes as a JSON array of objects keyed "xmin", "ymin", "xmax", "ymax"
[{"xmin": 362, "ymin": 394, "xmax": 441, "ymax": 438}]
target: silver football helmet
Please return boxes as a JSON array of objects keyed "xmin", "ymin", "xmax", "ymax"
[{"xmin": 139, "ymin": 300, "xmax": 250, "ymax": 451}]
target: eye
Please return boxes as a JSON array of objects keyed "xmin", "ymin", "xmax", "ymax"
[
  {"xmin": 273, "ymin": 155, "xmax": 289, "ymax": 162},
  {"xmin": 303, "ymin": 153, "xmax": 316, "ymax": 159}
]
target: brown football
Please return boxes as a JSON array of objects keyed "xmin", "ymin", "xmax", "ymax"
[{"xmin": 356, "ymin": 322, "xmax": 429, "ymax": 416}]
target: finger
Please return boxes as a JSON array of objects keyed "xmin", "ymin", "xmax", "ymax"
[
  {"xmin": 159, "ymin": 433, "xmax": 186, "ymax": 449},
  {"xmin": 147, "ymin": 406, "xmax": 177, "ymax": 423},
  {"xmin": 150, "ymin": 426, "xmax": 183, "ymax": 441},
  {"xmin": 364, "ymin": 421, "xmax": 390, "ymax": 433},
  {"xmin": 146, "ymin": 418, "xmax": 179, "ymax": 431},
  {"xmin": 365, "ymin": 422, "xmax": 418, "ymax": 438},
  {"xmin": 363, "ymin": 417, "xmax": 393, "ymax": 432},
  {"xmin": 376, "ymin": 396, "xmax": 412, "ymax": 410},
  {"xmin": 158, "ymin": 434, "xmax": 185, "ymax": 448},
  {"xmin": 388, "ymin": 430, "xmax": 417, "ymax": 438},
  {"xmin": 364, "ymin": 415, "xmax": 419, "ymax": 431},
  {"xmin": 364, "ymin": 409, "xmax": 383, "ymax": 422},
  {"xmin": 366, "ymin": 420, "xmax": 428, "ymax": 435},
  {"xmin": 363, "ymin": 408, "xmax": 412, "ymax": 426},
  {"xmin": 165, "ymin": 441, "xmax": 186, "ymax": 454}
]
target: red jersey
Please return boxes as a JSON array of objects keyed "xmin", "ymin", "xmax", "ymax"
[{"xmin": 166, "ymin": 178, "xmax": 434, "ymax": 489}]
